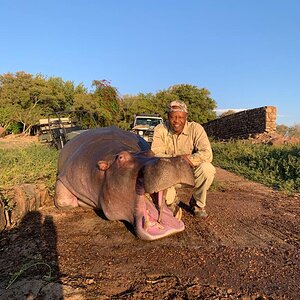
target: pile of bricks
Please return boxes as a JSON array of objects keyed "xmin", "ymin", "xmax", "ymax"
[{"xmin": 202, "ymin": 106, "xmax": 277, "ymax": 140}]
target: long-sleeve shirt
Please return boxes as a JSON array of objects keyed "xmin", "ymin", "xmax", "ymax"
[{"xmin": 151, "ymin": 121, "xmax": 213, "ymax": 167}]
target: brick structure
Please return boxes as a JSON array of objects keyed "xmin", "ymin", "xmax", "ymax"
[{"xmin": 202, "ymin": 106, "xmax": 277, "ymax": 140}]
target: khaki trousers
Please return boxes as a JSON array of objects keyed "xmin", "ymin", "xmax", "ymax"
[{"xmin": 165, "ymin": 162, "xmax": 216, "ymax": 209}]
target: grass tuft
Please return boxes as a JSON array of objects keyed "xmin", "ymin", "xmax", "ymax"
[
  {"xmin": 0, "ymin": 143, "xmax": 58, "ymax": 194},
  {"xmin": 212, "ymin": 141, "xmax": 300, "ymax": 194}
]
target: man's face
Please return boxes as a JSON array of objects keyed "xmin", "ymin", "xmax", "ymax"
[{"xmin": 168, "ymin": 111, "xmax": 187, "ymax": 134}]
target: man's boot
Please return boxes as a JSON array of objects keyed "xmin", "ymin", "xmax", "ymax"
[{"xmin": 190, "ymin": 196, "xmax": 208, "ymax": 218}]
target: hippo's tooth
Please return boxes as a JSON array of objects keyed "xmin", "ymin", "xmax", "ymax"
[
  {"xmin": 143, "ymin": 211, "xmax": 165, "ymax": 230},
  {"xmin": 144, "ymin": 219, "xmax": 165, "ymax": 230},
  {"xmin": 157, "ymin": 222, "xmax": 165, "ymax": 230},
  {"xmin": 143, "ymin": 214, "xmax": 150, "ymax": 231},
  {"xmin": 175, "ymin": 207, "xmax": 182, "ymax": 221},
  {"xmin": 147, "ymin": 221, "xmax": 164, "ymax": 230},
  {"xmin": 157, "ymin": 190, "xmax": 164, "ymax": 224}
]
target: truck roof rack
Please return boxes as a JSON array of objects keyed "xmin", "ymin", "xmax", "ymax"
[{"xmin": 135, "ymin": 113, "xmax": 162, "ymax": 117}]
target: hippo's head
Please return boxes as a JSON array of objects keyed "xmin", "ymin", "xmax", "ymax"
[{"xmin": 97, "ymin": 150, "xmax": 195, "ymax": 241}]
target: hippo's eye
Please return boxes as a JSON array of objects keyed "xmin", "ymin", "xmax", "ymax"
[{"xmin": 116, "ymin": 154, "xmax": 126, "ymax": 162}]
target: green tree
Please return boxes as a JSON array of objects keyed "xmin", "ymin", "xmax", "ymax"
[
  {"xmin": 0, "ymin": 72, "xmax": 218, "ymax": 133},
  {"xmin": 122, "ymin": 84, "xmax": 217, "ymax": 127},
  {"xmin": 166, "ymin": 84, "xmax": 217, "ymax": 123},
  {"xmin": 0, "ymin": 71, "xmax": 37, "ymax": 132},
  {"xmin": 0, "ymin": 105, "xmax": 14, "ymax": 130},
  {"xmin": 122, "ymin": 93, "xmax": 158, "ymax": 124},
  {"xmin": 36, "ymin": 75, "xmax": 79, "ymax": 112},
  {"xmin": 91, "ymin": 80, "xmax": 122, "ymax": 126},
  {"xmin": 154, "ymin": 90, "xmax": 179, "ymax": 118},
  {"xmin": 0, "ymin": 71, "xmax": 83, "ymax": 133}
]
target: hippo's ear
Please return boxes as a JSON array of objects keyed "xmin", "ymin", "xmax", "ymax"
[{"xmin": 97, "ymin": 160, "xmax": 110, "ymax": 171}]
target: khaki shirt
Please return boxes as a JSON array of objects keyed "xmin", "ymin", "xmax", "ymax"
[{"xmin": 151, "ymin": 121, "xmax": 213, "ymax": 167}]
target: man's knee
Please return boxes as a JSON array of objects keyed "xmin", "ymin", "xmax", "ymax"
[{"xmin": 194, "ymin": 162, "xmax": 216, "ymax": 179}]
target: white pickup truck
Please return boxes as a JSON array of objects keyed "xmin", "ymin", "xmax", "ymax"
[{"xmin": 130, "ymin": 114, "xmax": 163, "ymax": 144}]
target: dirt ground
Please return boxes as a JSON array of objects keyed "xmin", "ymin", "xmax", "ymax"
[
  {"xmin": 0, "ymin": 134, "xmax": 39, "ymax": 149},
  {"xmin": 0, "ymin": 137, "xmax": 299, "ymax": 299}
]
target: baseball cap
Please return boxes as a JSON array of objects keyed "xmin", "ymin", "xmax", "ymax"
[{"xmin": 168, "ymin": 100, "xmax": 188, "ymax": 113}]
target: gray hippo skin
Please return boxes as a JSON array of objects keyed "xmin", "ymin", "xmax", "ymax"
[{"xmin": 54, "ymin": 126, "xmax": 195, "ymax": 241}]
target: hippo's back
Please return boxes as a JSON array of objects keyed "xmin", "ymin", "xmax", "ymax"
[{"xmin": 58, "ymin": 126, "xmax": 149, "ymax": 171}]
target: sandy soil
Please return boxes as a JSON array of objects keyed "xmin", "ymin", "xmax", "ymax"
[
  {"xmin": 0, "ymin": 136, "xmax": 299, "ymax": 299},
  {"xmin": 0, "ymin": 134, "xmax": 39, "ymax": 149}
]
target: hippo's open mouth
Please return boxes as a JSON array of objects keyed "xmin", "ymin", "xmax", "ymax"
[
  {"xmin": 133, "ymin": 169, "xmax": 185, "ymax": 241},
  {"xmin": 134, "ymin": 194, "xmax": 185, "ymax": 241}
]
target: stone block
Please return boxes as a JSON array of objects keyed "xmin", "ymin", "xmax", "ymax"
[{"xmin": 2, "ymin": 184, "xmax": 51, "ymax": 230}]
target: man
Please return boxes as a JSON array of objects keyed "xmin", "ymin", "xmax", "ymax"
[{"xmin": 151, "ymin": 100, "xmax": 215, "ymax": 218}]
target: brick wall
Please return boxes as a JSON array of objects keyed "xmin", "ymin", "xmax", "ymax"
[{"xmin": 202, "ymin": 106, "xmax": 277, "ymax": 140}]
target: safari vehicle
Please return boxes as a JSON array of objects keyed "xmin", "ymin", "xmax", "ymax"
[
  {"xmin": 38, "ymin": 110, "xmax": 98, "ymax": 149},
  {"xmin": 130, "ymin": 114, "xmax": 163, "ymax": 144}
]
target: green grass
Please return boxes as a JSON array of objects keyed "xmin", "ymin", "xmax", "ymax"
[
  {"xmin": 212, "ymin": 140, "xmax": 300, "ymax": 194},
  {"xmin": 6, "ymin": 261, "xmax": 52, "ymax": 289},
  {"xmin": 0, "ymin": 143, "xmax": 58, "ymax": 194},
  {"xmin": 1, "ymin": 140, "xmax": 299, "ymax": 197}
]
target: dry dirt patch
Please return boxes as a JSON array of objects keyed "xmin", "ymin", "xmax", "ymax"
[{"xmin": 0, "ymin": 134, "xmax": 39, "ymax": 149}]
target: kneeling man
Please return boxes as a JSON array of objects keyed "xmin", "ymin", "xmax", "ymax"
[{"xmin": 151, "ymin": 100, "xmax": 215, "ymax": 218}]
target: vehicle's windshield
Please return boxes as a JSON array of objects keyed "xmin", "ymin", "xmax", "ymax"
[{"xmin": 136, "ymin": 118, "xmax": 162, "ymax": 127}]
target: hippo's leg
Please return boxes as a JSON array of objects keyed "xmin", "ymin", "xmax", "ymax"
[{"xmin": 54, "ymin": 180, "xmax": 79, "ymax": 209}]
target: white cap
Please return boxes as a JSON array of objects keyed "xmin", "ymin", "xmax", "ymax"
[{"xmin": 168, "ymin": 100, "xmax": 188, "ymax": 113}]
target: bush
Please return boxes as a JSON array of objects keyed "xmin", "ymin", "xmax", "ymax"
[
  {"xmin": 0, "ymin": 144, "xmax": 58, "ymax": 195},
  {"xmin": 212, "ymin": 141, "xmax": 300, "ymax": 194}
]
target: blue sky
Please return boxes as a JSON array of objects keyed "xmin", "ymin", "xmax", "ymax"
[{"xmin": 1, "ymin": 0, "xmax": 299, "ymax": 126}]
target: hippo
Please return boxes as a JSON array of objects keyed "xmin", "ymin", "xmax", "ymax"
[{"xmin": 54, "ymin": 126, "xmax": 195, "ymax": 240}]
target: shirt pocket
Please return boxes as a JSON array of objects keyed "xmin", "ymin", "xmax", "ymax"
[{"xmin": 178, "ymin": 137, "xmax": 193, "ymax": 155}]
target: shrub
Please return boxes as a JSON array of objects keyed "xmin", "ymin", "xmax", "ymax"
[
  {"xmin": 0, "ymin": 144, "xmax": 58, "ymax": 195},
  {"xmin": 212, "ymin": 141, "xmax": 300, "ymax": 194}
]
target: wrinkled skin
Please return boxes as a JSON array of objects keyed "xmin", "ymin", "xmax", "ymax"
[{"xmin": 54, "ymin": 126, "xmax": 195, "ymax": 240}]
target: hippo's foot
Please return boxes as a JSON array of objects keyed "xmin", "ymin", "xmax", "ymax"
[
  {"xmin": 54, "ymin": 180, "xmax": 79, "ymax": 209},
  {"xmin": 134, "ymin": 195, "xmax": 185, "ymax": 241}
]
